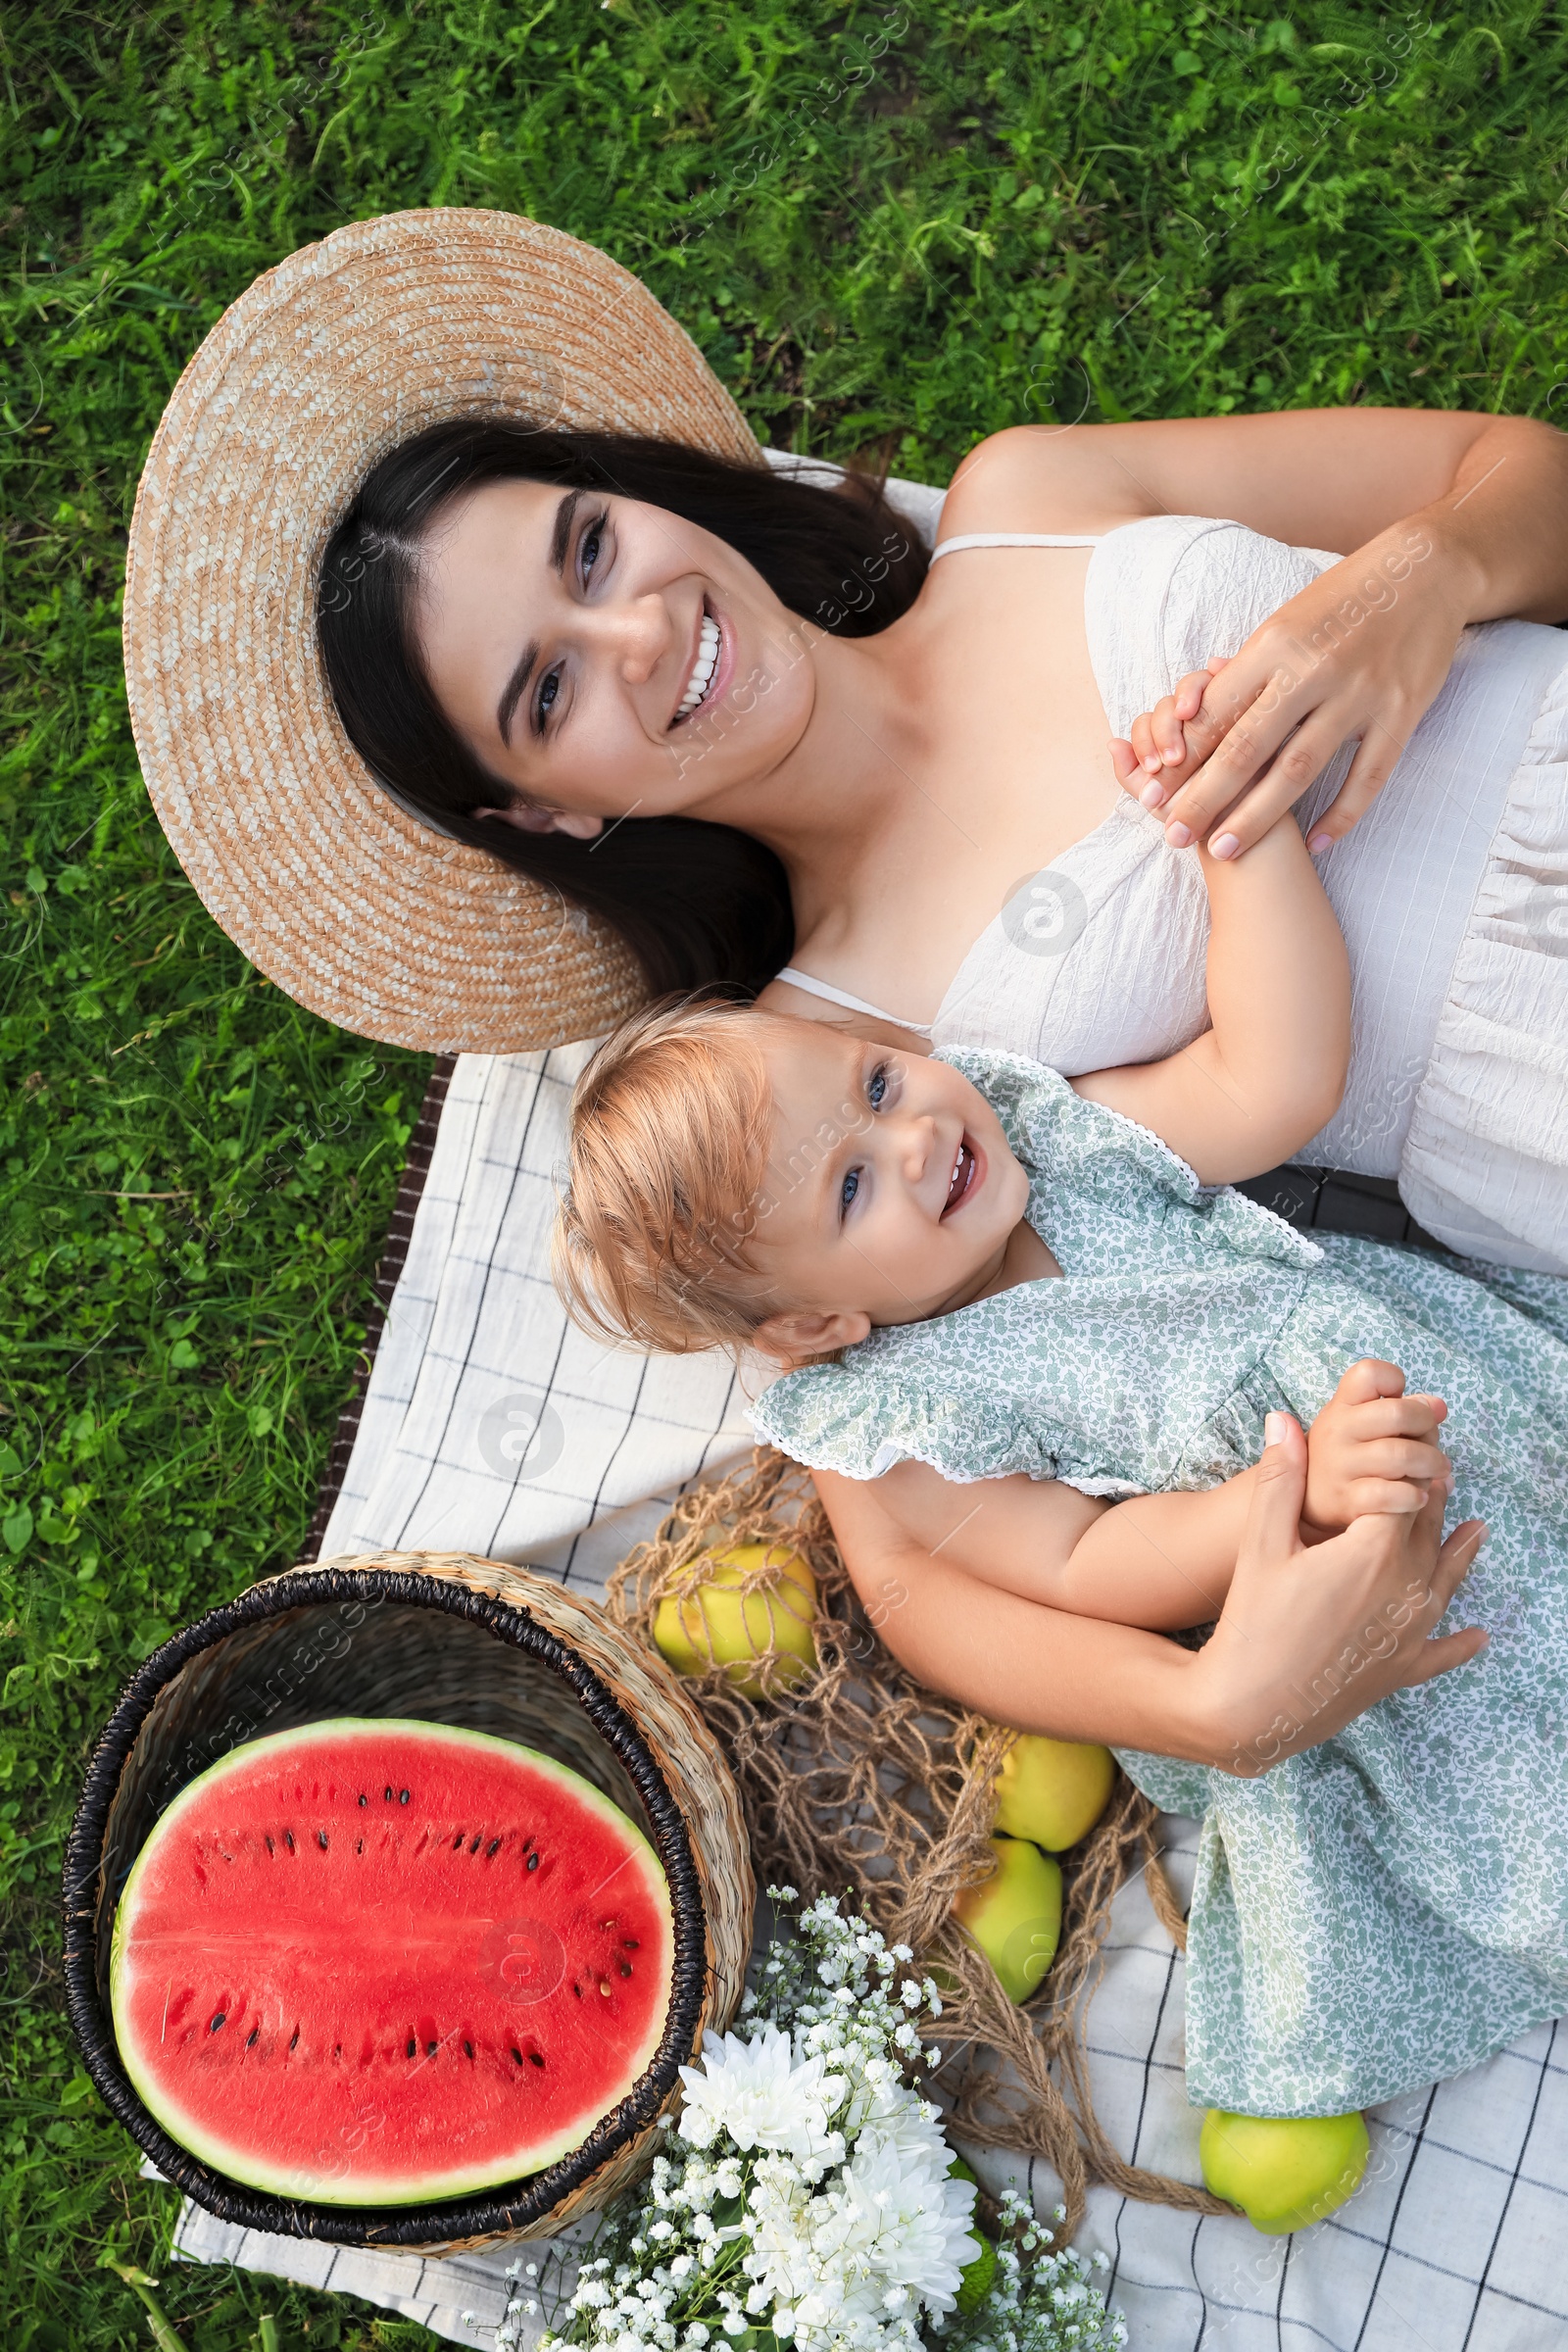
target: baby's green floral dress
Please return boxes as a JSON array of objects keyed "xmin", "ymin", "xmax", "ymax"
[{"xmin": 752, "ymin": 1050, "xmax": 1568, "ymax": 2119}]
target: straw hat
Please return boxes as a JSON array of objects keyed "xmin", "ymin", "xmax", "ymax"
[{"xmin": 123, "ymin": 209, "xmax": 763, "ymax": 1054}]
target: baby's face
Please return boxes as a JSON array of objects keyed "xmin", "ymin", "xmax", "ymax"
[{"xmin": 751, "ymin": 1022, "xmax": 1030, "ymax": 1345}]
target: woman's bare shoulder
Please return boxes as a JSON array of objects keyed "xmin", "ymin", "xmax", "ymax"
[{"xmin": 939, "ymin": 423, "xmax": 1158, "ymax": 542}]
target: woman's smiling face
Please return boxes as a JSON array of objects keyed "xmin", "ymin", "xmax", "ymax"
[{"xmin": 413, "ymin": 478, "xmax": 818, "ymax": 835}]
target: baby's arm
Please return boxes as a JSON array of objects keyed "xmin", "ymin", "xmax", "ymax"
[
  {"xmin": 858, "ymin": 1361, "xmax": 1450, "ymax": 1631},
  {"xmin": 864, "ymin": 1454, "xmax": 1257, "ymax": 1631},
  {"xmin": 1073, "ymin": 811, "xmax": 1351, "ymax": 1183}
]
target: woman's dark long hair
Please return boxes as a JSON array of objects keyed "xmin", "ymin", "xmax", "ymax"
[{"xmin": 317, "ymin": 420, "xmax": 929, "ymax": 997}]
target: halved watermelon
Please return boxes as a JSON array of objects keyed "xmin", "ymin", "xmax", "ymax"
[{"xmin": 110, "ymin": 1719, "xmax": 673, "ymax": 2205}]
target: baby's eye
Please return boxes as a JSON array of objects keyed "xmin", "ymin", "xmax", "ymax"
[
  {"xmin": 866, "ymin": 1062, "xmax": 889, "ymax": 1111},
  {"xmin": 840, "ymin": 1167, "xmax": 861, "ymax": 1217}
]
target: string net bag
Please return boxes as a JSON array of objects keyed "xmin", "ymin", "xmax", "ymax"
[{"xmin": 609, "ymin": 1448, "xmax": 1231, "ymax": 2241}]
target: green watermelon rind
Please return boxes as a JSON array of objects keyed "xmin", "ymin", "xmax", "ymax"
[{"xmin": 110, "ymin": 1717, "xmax": 675, "ymax": 2207}]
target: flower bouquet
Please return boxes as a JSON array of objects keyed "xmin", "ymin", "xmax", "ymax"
[{"xmin": 500, "ymin": 1891, "xmax": 1126, "ymax": 2352}]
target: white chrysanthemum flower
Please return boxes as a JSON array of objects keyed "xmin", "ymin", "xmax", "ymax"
[
  {"xmin": 832, "ymin": 2134, "xmax": 980, "ymax": 2315},
  {"xmin": 848, "ymin": 2075, "xmax": 955, "ymax": 2179},
  {"xmin": 678, "ymin": 2025, "xmax": 842, "ymax": 2160}
]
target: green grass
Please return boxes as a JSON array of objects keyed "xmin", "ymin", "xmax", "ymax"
[{"xmin": 3, "ymin": 0, "xmax": 1567, "ymax": 2341}]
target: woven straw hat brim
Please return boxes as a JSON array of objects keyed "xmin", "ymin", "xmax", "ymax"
[{"xmin": 123, "ymin": 210, "xmax": 763, "ymax": 1054}]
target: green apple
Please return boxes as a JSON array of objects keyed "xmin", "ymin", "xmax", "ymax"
[
  {"xmin": 947, "ymin": 2159, "xmax": 997, "ymax": 2314},
  {"xmin": 1200, "ymin": 2108, "xmax": 1370, "ymax": 2235},
  {"xmin": 953, "ymin": 1834, "xmax": 1063, "ymax": 2003},
  {"xmin": 993, "ymin": 1733, "xmax": 1115, "ymax": 1850},
  {"xmin": 652, "ymin": 1543, "xmax": 816, "ymax": 1699}
]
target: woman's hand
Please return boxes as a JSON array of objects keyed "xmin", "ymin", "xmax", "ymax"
[
  {"xmin": 1110, "ymin": 516, "xmax": 1475, "ymax": 858},
  {"xmin": 1195, "ymin": 1411, "xmax": 1487, "ymax": 1778}
]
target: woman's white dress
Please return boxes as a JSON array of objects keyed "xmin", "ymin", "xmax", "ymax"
[{"xmin": 787, "ymin": 514, "xmax": 1568, "ymax": 1272}]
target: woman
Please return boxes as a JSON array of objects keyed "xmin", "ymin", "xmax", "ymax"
[
  {"xmin": 125, "ymin": 209, "xmax": 1560, "ymax": 1770},
  {"xmin": 318, "ymin": 393, "xmax": 1568, "ymax": 1279}
]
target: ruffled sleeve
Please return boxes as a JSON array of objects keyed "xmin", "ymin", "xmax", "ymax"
[
  {"xmin": 748, "ymin": 1348, "xmax": 1146, "ymax": 1494},
  {"xmin": 940, "ymin": 1048, "xmax": 1325, "ymax": 1278}
]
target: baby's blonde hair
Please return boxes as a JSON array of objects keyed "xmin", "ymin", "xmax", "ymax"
[{"xmin": 555, "ymin": 995, "xmax": 779, "ymax": 1353}]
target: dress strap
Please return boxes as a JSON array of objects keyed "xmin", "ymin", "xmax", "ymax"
[
  {"xmin": 930, "ymin": 530, "xmax": 1102, "ymax": 561},
  {"xmin": 773, "ymin": 966, "xmax": 935, "ymax": 1040}
]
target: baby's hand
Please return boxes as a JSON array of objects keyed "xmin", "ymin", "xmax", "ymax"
[
  {"xmin": 1302, "ymin": 1358, "xmax": 1451, "ymax": 1535},
  {"xmin": 1109, "ymin": 662, "xmax": 1225, "ymax": 812}
]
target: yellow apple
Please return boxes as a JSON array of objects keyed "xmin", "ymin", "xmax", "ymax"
[
  {"xmin": 993, "ymin": 1733, "xmax": 1115, "ymax": 1851},
  {"xmin": 953, "ymin": 1834, "xmax": 1063, "ymax": 2004},
  {"xmin": 1200, "ymin": 2108, "xmax": 1370, "ymax": 2235},
  {"xmin": 652, "ymin": 1543, "xmax": 816, "ymax": 1699}
]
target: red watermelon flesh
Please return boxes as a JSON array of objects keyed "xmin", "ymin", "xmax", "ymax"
[{"xmin": 110, "ymin": 1719, "xmax": 674, "ymax": 2205}]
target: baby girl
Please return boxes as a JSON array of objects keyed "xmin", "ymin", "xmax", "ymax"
[
  {"xmin": 557, "ymin": 814, "xmax": 1568, "ymax": 2128},
  {"xmin": 556, "ymin": 813, "xmax": 1456, "ymax": 1635}
]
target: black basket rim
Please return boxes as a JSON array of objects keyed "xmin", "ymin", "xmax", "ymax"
[{"xmin": 62, "ymin": 1563, "xmax": 710, "ymax": 2246}]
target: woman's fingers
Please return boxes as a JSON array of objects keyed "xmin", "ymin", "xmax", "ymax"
[
  {"xmin": 1243, "ymin": 1412, "xmax": 1309, "ymax": 1546},
  {"xmin": 1428, "ymin": 1515, "xmax": 1488, "ymax": 1610},
  {"xmin": 1164, "ymin": 709, "xmax": 1356, "ymax": 853},
  {"xmin": 1302, "ymin": 722, "xmax": 1406, "ymax": 850},
  {"xmin": 1401, "ymin": 1622, "xmax": 1491, "ymax": 1687}
]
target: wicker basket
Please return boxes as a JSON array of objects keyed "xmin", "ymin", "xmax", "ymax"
[{"xmin": 62, "ymin": 1551, "xmax": 755, "ymax": 2252}]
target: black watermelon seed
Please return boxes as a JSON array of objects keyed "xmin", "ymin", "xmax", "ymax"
[
  {"xmin": 283, "ymin": 1831, "xmax": 295, "ymax": 1852},
  {"xmin": 407, "ymin": 2037, "xmax": 416, "ymax": 2058},
  {"xmin": 486, "ymin": 1838, "xmax": 502, "ymax": 1857},
  {"xmin": 526, "ymin": 1852, "xmax": 540, "ymax": 1872},
  {"xmin": 265, "ymin": 1836, "xmax": 274, "ymax": 1855},
  {"xmin": 511, "ymin": 2047, "xmax": 523, "ymax": 2065},
  {"xmin": 425, "ymin": 2039, "xmax": 438, "ymax": 2056},
  {"xmin": 384, "ymin": 1787, "xmax": 393, "ymax": 1800},
  {"xmin": 572, "ymin": 1983, "xmax": 582, "ymax": 1998},
  {"xmin": 469, "ymin": 1833, "xmax": 482, "ymax": 1854},
  {"xmin": 399, "ymin": 1789, "xmax": 410, "ymax": 1804},
  {"xmin": 619, "ymin": 1963, "xmax": 633, "ymax": 1978},
  {"xmin": 453, "ymin": 1832, "xmax": 464, "ymax": 1849},
  {"xmin": 210, "ymin": 2012, "xmax": 226, "ymax": 2033},
  {"xmin": 356, "ymin": 1838, "xmax": 364, "ymax": 1854},
  {"xmin": 464, "ymin": 2040, "xmax": 474, "ymax": 2060},
  {"xmin": 289, "ymin": 2028, "xmax": 300, "ymax": 2051},
  {"xmin": 246, "ymin": 2028, "xmax": 259, "ymax": 2047},
  {"xmin": 317, "ymin": 1831, "xmax": 328, "ymax": 1850},
  {"xmin": 529, "ymin": 2051, "xmax": 545, "ymax": 2068},
  {"xmin": 358, "ymin": 1792, "xmax": 368, "ymax": 1807},
  {"xmin": 622, "ymin": 1938, "xmax": 640, "ymax": 1949}
]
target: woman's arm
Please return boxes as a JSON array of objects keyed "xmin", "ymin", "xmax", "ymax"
[
  {"xmin": 813, "ymin": 1416, "xmax": 1488, "ymax": 1774},
  {"xmin": 1072, "ymin": 814, "xmax": 1349, "ymax": 1181},
  {"xmin": 945, "ymin": 410, "xmax": 1568, "ymax": 605},
  {"xmin": 947, "ymin": 410, "xmax": 1568, "ymax": 855}
]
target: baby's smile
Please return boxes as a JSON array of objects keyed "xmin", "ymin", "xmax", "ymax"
[{"xmin": 943, "ymin": 1135, "xmax": 981, "ymax": 1216}]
